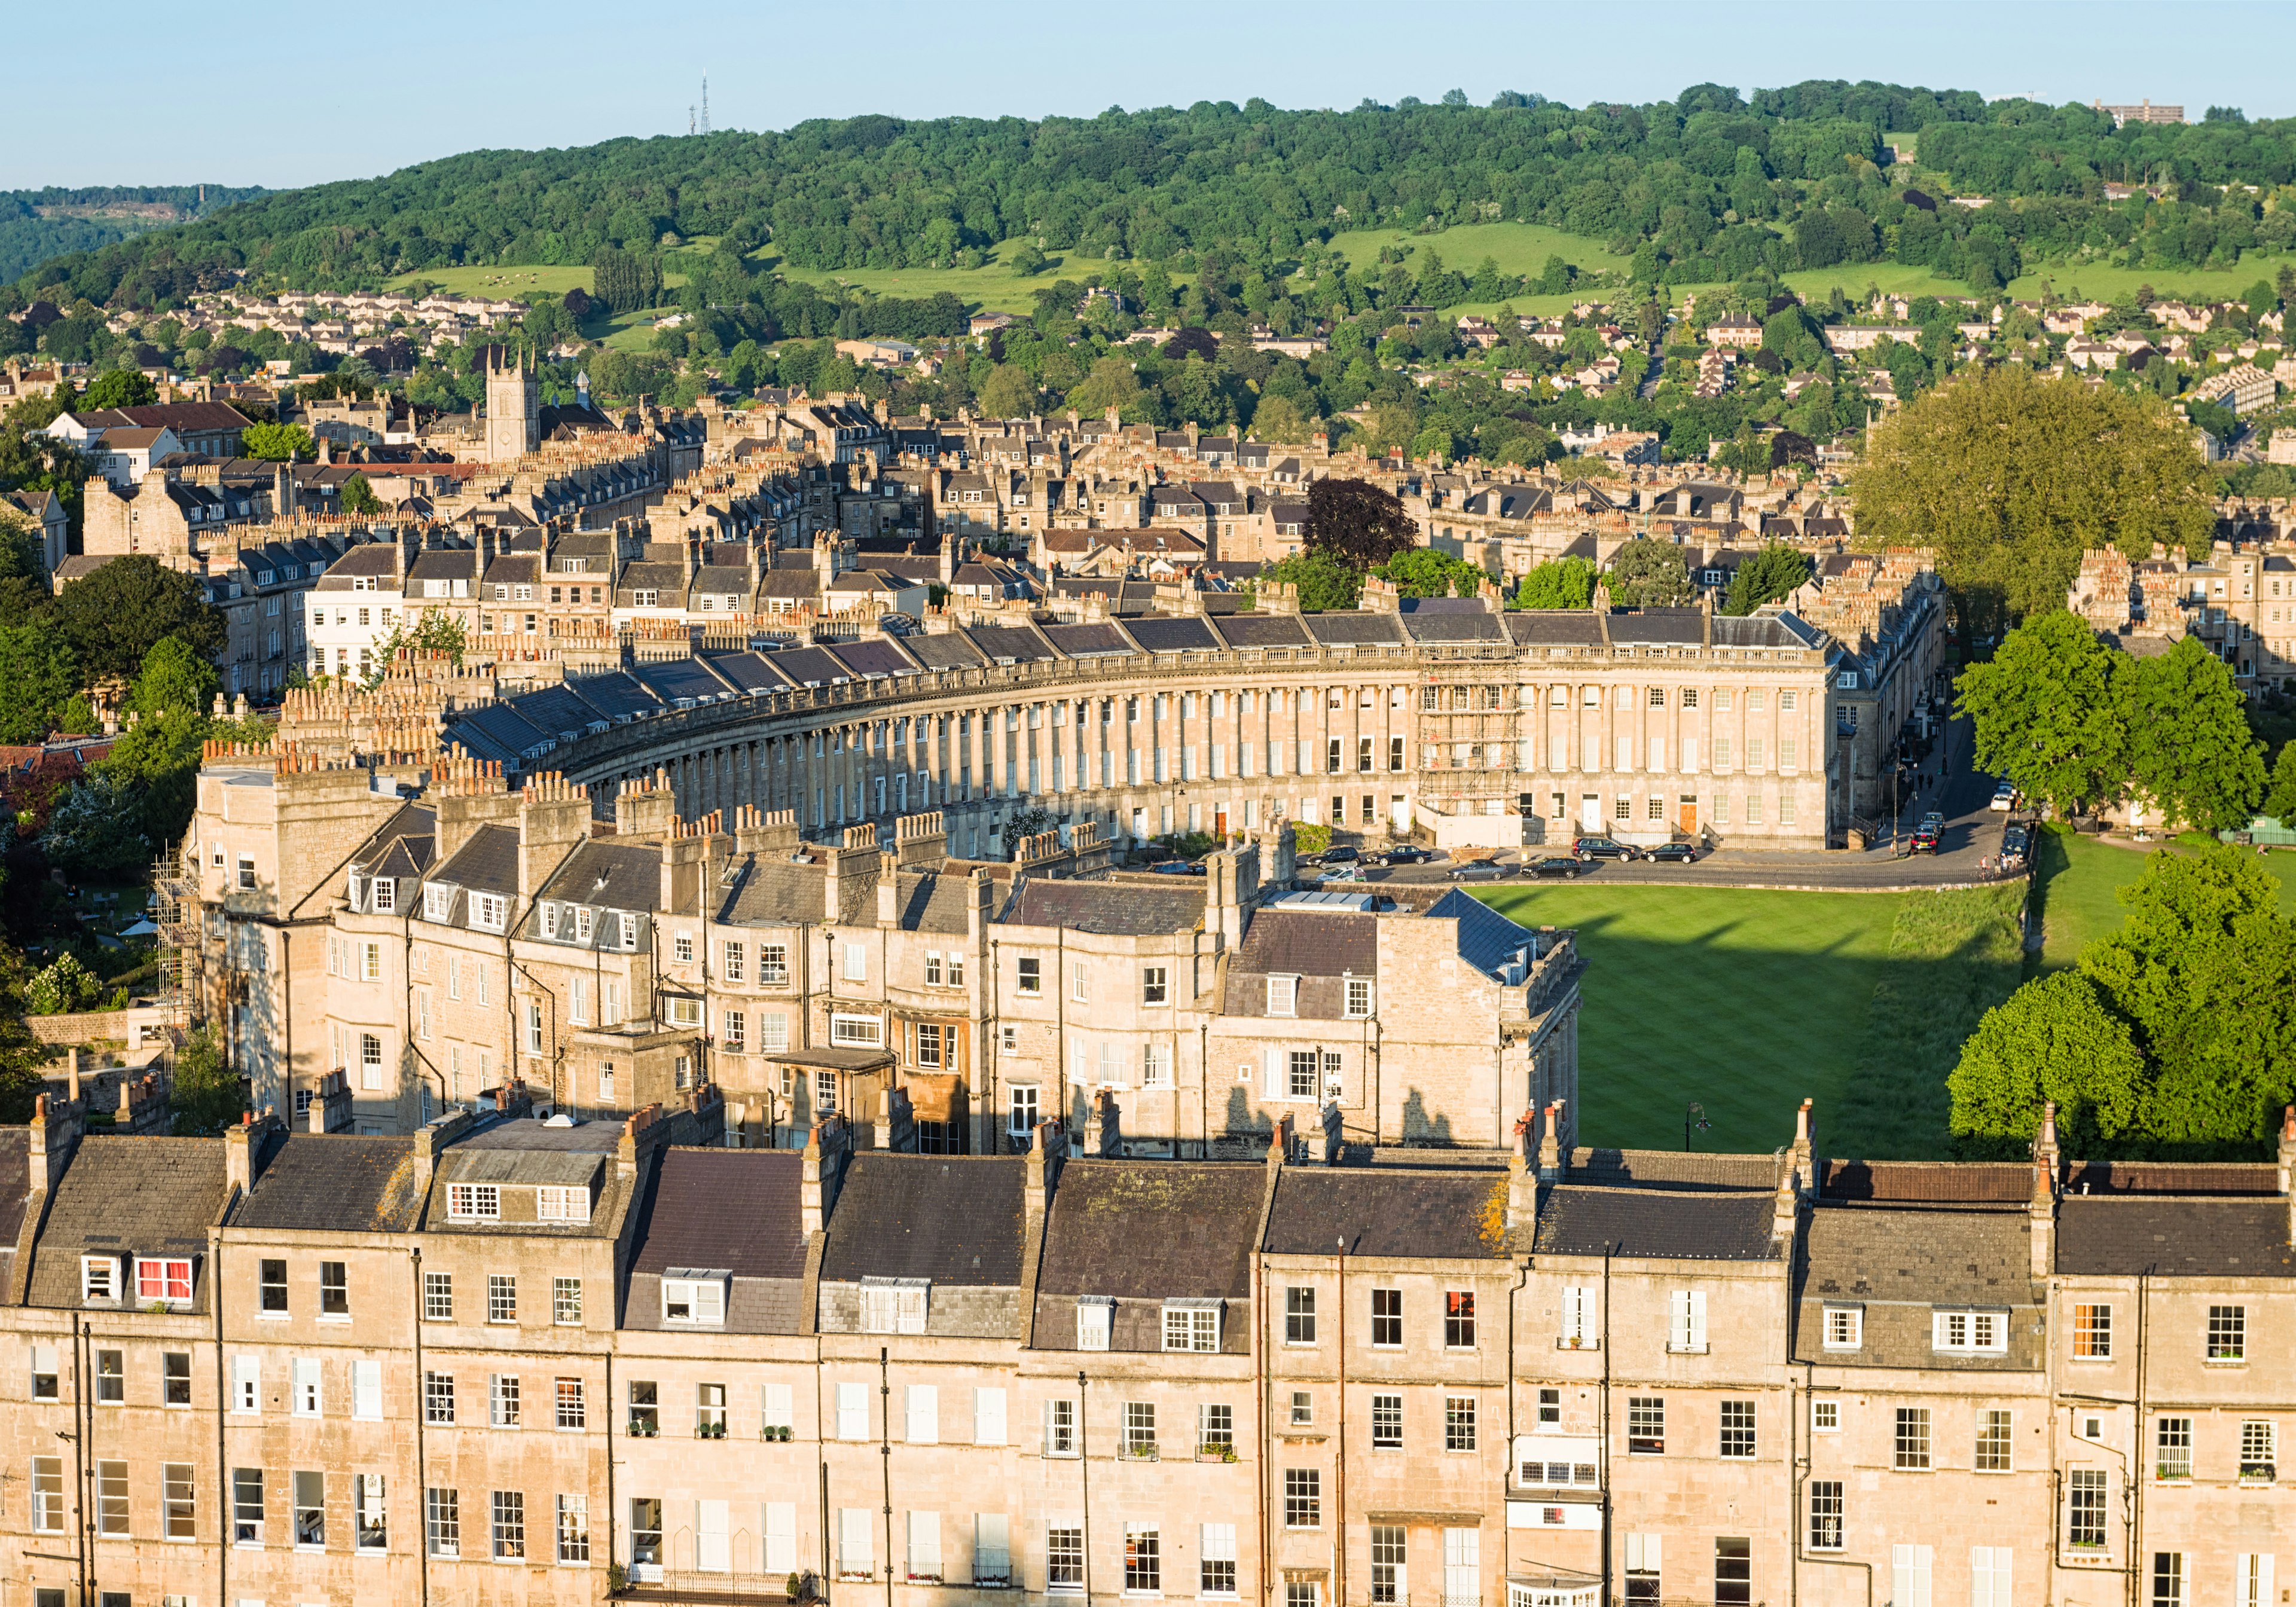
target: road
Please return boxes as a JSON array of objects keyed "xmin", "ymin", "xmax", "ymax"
[{"xmin": 1312, "ymin": 721, "xmax": 2032, "ymax": 893}]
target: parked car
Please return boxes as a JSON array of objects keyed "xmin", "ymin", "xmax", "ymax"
[
  {"xmin": 1379, "ymin": 845, "xmax": 1436, "ymax": 866},
  {"xmin": 1919, "ymin": 811, "xmax": 1945, "ymax": 835},
  {"xmin": 1999, "ymin": 826, "xmax": 2031, "ymax": 869},
  {"xmin": 1910, "ymin": 826, "xmax": 1941, "ymax": 855},
  {"xmin": 1571, "ymin": 836, "xmax": 1640, "ymax": 861},
  {"xmin": 1448, "ymin": 858, "xmax": 1509, "ymax": 881},
  {"xmin": 1318, "ymin": 864, "xmax": 1365, "ymax": 883},
  {"xmin": 1147, "ymin": 860, "xmax": 1201, "ymax": 876},
  {"xmin": 1529, "ymin": 856, "xmax": 1587, "ymax": 879},
  {"xmin": 1989, "ymin": 784, "xmax": 2017, "ymax": 812},
  {"xmin": 1320, "ymin": 845, "xmax": 1360, "ymax": 865},
  {"xmin": 1645, "ymin": 842, "xmax": 1700, "ymax": 864}
]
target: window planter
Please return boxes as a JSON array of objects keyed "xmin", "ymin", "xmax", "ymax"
[
  {"xmin": 2241, "ymin": 1462, "xmax": 2276, "ymax": 1483},
  {"xmin": 1125, "ymin": 1442, "xmax": 1160, "ymax": 1461},
  {"xmin": 1198, "ymin": 1443, "xmax": 1238, "ymax": 1463},
  {"xmin": 2155, "ymin": 1463, "xmax": 2191, "ymax": 1481},
  {"xmin": 762, "ymin": 1425, "xmax": 796, "ymax": 1443},
  {"xmin": 627, "ymin": 1420, "xmax": 659, "ymax": 1438},
  {"xmin": 697, "ymin": 1422, "xmax": 728, "ymax": 1440}
]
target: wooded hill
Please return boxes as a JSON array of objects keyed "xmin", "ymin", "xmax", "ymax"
[{"xmin": 16, "ymin": 83, "xmax": 2296, "ymax": 308}]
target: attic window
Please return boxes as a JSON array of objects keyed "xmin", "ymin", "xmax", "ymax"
[
  {"xmin": 424, "ymin": 885, "xmax": 453, "ymax": 921},
  {"xmin": 1162, "ymin": 1300, "xmax": 1222, "ymax": 1354},
  {"xmin": 81, "ymin": 1254, "xmax": 120, "ymax": 1304},
  {"xmin": 540, "ymin": 903, "xmax": 559, "ymax": 939},
  {"xmin": 371, "ymin": 878, "xmax": 395, "ymax": 914},
  {"xmin": 447, "ymin": 1184, "xmax": 500, "ymax": 1221},
  {"xmin": 535, "ymin": 1187, "xmax": 590, "ymax": 1224},
  {"xmin": 860, "ymin": 1278, "xmax": 930, "ymax": 1335},
  {"xmin": 1266, "ymin": 976, "xmax": 1299, "ymax": 1018},
  {"xmin": 662, "ymin": 1270, "xmax": 729, "ymax": 1326},
  {"xmin": 1076, "ymin": 1296, "xmax": 1114, "ymax": 1352},
  {"xmin": 470, "ymin": 894, "xmax": 508, "ymax": 933},
  {"xmin": 619, "ymin": 914, "xmax": 640, "ymax": 951},
  {"xmin": 137, "ymin": 1257, "xmax": 194, "ymax": 1306},
  {"xmin": 1822, "ymin": 1306, "xmax": 1863, "ymax": 1351}
]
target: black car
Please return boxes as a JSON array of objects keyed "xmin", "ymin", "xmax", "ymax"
[
  {"xmin": 1910, "ymin": 827, "xmax": 1940, "ymax": 856},
  {"xmin": 1380, "ymin": 845, "xmax": 1436, "ymax": 866},
  {"xmin": 1645, "ymin": 842, "xmax": 1700, "ymax": 864},
  {"xmin": 1448, "ymin": 857, "xmax": 1509, "ymax": 881},
  {"xmin": 1571, "ymin": 836, "xmax": 1639, "ymax": 861},
  {"xmin": 1147, "ymin": 860, "xmax": 1201, "ymax": 876},
  {"xmin": 1529, "ymin": 856, "xmax": 1586, "ymax": 879},
  {"xmin": 1320, "ymin": 845, "xmax": 1360, "ymax": 865}
]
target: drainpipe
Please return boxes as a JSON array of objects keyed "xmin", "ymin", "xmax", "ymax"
[
  {"xmin": 1078, "ymin": 1368, "xmax": 1093, "ymax": 1607},
  {"xmin": 880, "ymin": 1346, "xmax": 894, "ymax": 1607},
  {"xmin": 1332, "ymin": 1236, "xmax": 1346, "ymax": 1607},
  {"xmin": 411, "ymin": 1245, "xmax": 428, "ymax": 1607}
]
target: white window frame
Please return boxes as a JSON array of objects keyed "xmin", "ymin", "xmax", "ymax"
[
  {"xmin": 1822, "ymin": 1305, "xmax": 1863, "ymax": 1351},
  {"xmin": 661, "ymin": 1270, "xmax": 729, "ymax": 1327},
  {"xmin": 1076, "ymin": 1296, "xmax": 1114, "ymax": 1352}
]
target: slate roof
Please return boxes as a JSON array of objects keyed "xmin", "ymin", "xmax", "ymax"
[
  {"xmin": 538, "ymin": 841, "xmax": 667, "ymax": 915},
  {"xmin": 1607, "ymin": 608, "xmax": 1705, "ymax": 645},
  {"xmin": 1505, "ymin": 612, "xmax": 1607, "ymax": 646},
  {"xmin": 2061, "ymin": 1161, "xmax": 2278, "ymax": 1196},
  {"xmin": 1532, "ymin": 1186, "xmax": 1780, "ymax": 1260},
  {"xmin": 28, "ymin": 1136, "xmax": 231, "ymax": 1310},
  {"xmin": 819, "ymin": 1155, "xmax": 1025, "ymax": 1286},
  {"xmin": 1232, "ymin": 908, "xmax": 1376, "ymax": 976},
  {"xmin": 428, "ymin": 822, "xmax": 521, "ymax": 896},
  {"xmin": 1004, "ymin": 878, "xmax": 1204, "ymax": 936},
  {"xmin": 886, "ymin": 870, "xmax": 978, "ymax": 934},
  {"xmin": 2056, "ymin": 1197, "xmax": 2296, "ymax": 1278},
  {"xmin": 1423, "ymin": 888, "xmax": 1544, "ymax": 980},
  {"xmin": 0, "ymin": 1128, "xmax": 29, "ymax": 1250},
  {"xmin": 627, "ymin": 1148, "xmax": 807, "ymax": 1279},
  {"xmin": 564, "ymin": 671, "xmax": 661, "ymax": 722},
  {"xmin": 831, "ymin": 638, "xmax": 916, "ymax": 677},
  {"xmin": 701, "ymin": 651, "xmax": 791, "ymax": 695},
  {"xmin": 905, "ymin": 632, "xmax": 987, "ymax": 670},
  {"xmin": 1265, "ymin": 1169, "xmax": 1513, "ymax": 1260},
  {"xmin": 1794, "ymin": 1205, "xmax": 2041, "ymax": 1370},
  {"xmin": 1037, "ymin": 1162, "xmax": 1263, "ymax": 1300},
  {"xmin": 1820, "ymin": 1160, "xmax": 2031, "ymax": 1205},
  {"xmin": 1123, "ymin": 616, "xmax": 1221, "ymax": 653},
  {"xmin": 1567, "ymin": 1149, "xmax": 1776, "ymax": 1192},
  {"xmin": 1040, "ymin": 623, "xmax": 1136, "ymax": 658},
  {"xmin": 236, "ymin": 1135, "xmax": 425, "ymax": 1232},
  {"xmin": 1303, "ymin": 612, "xmax": 1405, "ymax": 646},
  {"xmin": 965, "ymin": 625, "xmax": 1055, "ymax": 664},
  {"xmin": 771, "ymin": 646, "xmax": 851, "ymax": 685},
  {"xmin": 1214, "ymin": 613, "xmax": 1315, "ymax": 649}
]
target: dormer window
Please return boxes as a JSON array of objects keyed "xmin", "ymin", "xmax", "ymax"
[
  {"xmin": 471, "ymin": 894, "xmax": 507, "ymax": 933},
  {"xmin": 618, "ymin": 913, "xmax": 639, "ymax": 951},
  {"xmin": 447, "ymin": 1184, "xmax": 500, "ymax": 1221},
  {"xmin": 661, "ymin": 1270, "xmax": 728, "ymax": 1326},
  {"xmin": 535, "ymin": 1186, "xmax": 591, "ymax": 1224},
  {"xmin": 424, "ymin": 884, "xmax": 454, "ymax": 921},
  {"xmin": 81, "ymin": 1254, "xmax": 120, "ymax": 1303},
  {"xmin": 1076, "ymin": 1296, "xmax": 1113, "ymax": 1352},
  {"xmin": 137, "ymin": 1257, "xmax": 194, "ymax": 1307},
  {"xmin": 1162, "ymin": 1299, "xmax": 1222, "ymax": 1353},
  {"xmin": 1933, "ymin": 1310, "xmax": 2008, "ymax": 1354},
  {"xmin": 860, "ymin": 1276, "xmax": 930, "ymax": 1334},
  {"xmin": 1266, "ymin": 976, "xmax": 1299, "ymax": 1018},
  {"xmin": 540, "ymin": 903, "xmax": 560, "ymax": 939},
  {"xmin": 371, "ymin": 878, "xmax": 394, "ymax": 914},
  {"xmin": 575, "ymin": 908, "xmax": 595, "ymax": 943}
]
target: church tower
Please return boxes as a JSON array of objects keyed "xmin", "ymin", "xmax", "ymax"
[{"xmin": 483, "ymin": 346, "xmax": 539, "ymax": 463}]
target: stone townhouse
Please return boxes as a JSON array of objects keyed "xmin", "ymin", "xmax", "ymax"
[{"xmin": 14, "ymin": 1092, "xmax": 2296, "ymax": 1607}]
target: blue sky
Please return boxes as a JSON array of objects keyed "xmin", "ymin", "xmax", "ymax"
[{"xmin": 11, "ymin": 0, "xmax": 2296, "ymax": 190}]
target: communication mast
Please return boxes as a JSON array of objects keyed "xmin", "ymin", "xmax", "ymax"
[{"xmin": 700, "ymin": 76, "xmax": 711, "ymax": 135}]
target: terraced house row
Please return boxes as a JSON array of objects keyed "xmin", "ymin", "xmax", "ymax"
[
  {"xmin": 178, "ymin": 751, "xmax": 1586, "ymax": 1157},
  {"xmin": 4, "ymin": 1090, "xmax": 2291, "ymax": 1607}
]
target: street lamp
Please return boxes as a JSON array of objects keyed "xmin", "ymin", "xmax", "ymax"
[{"xmin": 1684, "ymin": 1102, "xmax": 1711, "ymax": 1153}]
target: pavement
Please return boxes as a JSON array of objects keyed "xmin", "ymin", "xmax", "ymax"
[{"xmin": 1308, "ymin": 719, "xmax": 2037, "ymax": 893}]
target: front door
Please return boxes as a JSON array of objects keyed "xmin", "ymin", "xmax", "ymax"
[
  {"xmin": 1579, "ymin": 793, "xmax": 1603, "ymax": 832},
  {"xmin": 1677, "ymin": 796, "xmax": 1699, "ymax": 836}
]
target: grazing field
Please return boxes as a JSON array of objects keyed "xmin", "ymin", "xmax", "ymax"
[
  {"xmin": 387, "ymin": 264, "xmax": 597, "ymax": 298},
  {"xmin": 1477, "ymin": 879, "xmax": 2026, "ymax": 1161},
  {"xmin": 747, "ymin": 242, "xmax": 1114, "ymax": 313}
]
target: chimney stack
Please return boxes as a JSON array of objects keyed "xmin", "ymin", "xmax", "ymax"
[{"xmin": 2032, "ymin": 1101, "xmax": 2063, "ymax": 1276}]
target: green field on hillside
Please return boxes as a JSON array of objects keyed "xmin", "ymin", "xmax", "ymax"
[
  {"xmin": 1476, "ymin": 880, "xmax": 2025, "ymax": 1161},
  {"xmin": 749, "ymin": 241, "xmax": 1117, "ymax": 313},
  {"xmin": 387, "ymin": 264, "xmax": 596, "ymax": 298}
]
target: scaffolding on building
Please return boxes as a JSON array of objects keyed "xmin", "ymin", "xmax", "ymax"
[{"xmin": 149, "ymin": 839, "xmax": 200, "ymax": 1047}]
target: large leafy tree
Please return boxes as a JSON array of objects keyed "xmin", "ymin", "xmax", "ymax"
[
  {"xmin": 50, "ymin": 555, "xmax": 225, "ymax": 682},
  {"xmin": 169, "ymin": 1026, "xmax": 245, "ymax": 1135},
  {"xmin": 1947, "ymin": 969, "xmax": 2146, "ymax": 1157},
  {"xmin": 1956, "ymin": 612, "xmax": 2128, "ymax": 817},
  {"xmin": 1723, "ymin": 542, "xmax": 1812, "ymax": 615},
  {"xmin": 1849, "ymin": 366, "xmax": 2216, "ymax": 625},
  {"xmin": 132, "ymin": 635, "xmax": 221, "ymax": 719},
  {"xmin": 1305, "ymin": 478, "xmax": 1417, "ymax": 569},
  {"xmin": 1605, "ymin": 536, "xmax": 1694, "ymax": 607},
  {"xmin": 1513, "ymin": 555, "xmax": 1598, "ymax": 610},
  {"xmin": 0, "ymin": 618, "xmax": 80, "ymax": 743},
  {"xmin": 1251, "ymin": 549, "xmax": 1361, "ymax": 611},
  {"xmin": 80, "ymin": 369, "xmax": 158, "ymax": 410},
  {"xmin": 2121, "ymin": 636, "xmax": 2265, "ymax": 832},
  {"xmin": 2265, "ymin": 741, "xmax": 2296, "ymax": 825},
  {"xmin": 2081, "ymin": 846, "xmax": 2296, "ymax": 1153},
  {"xmin": 1372, "ymin": 547, "xmax": 1486, "ymax": 599}
]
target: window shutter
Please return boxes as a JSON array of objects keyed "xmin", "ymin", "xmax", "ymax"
[
  {"xmin": 764, "ymin": 1502, "xmax": 796, "ymax": 1574},
  {"xmin": 353, "ymin": 1359, "xmax": 381, "ymax": 1420},
  {"xmin": 974, "ymin": 1387, "xmax": 1007, "ymax": 1446},
  {"xmin": 761, "ymin": 1382, "xmax": 793, "ymax": 1431},
  {"xmin": 906, "ymin": 1384, "xmax": 939, "ymax": 1444},
  {"xmin": 1668, "ymin": 1291, "xmax": 1689, "ymax": 1350},
  {"xmin": 1562, "ymin": 1286, "xmax": 1587, "ymax": 1341},
  {"xmin": 233, "ymin": 1354, "xmax": 260, "ymax": 1412},
  {"xmin": 1263, "ymin": 1049, "xmax": 1283, "ymax": 1099},
  {"xmin": 1689, "ymin": 1291, "xmax": 1708, "ymax": 1350}
]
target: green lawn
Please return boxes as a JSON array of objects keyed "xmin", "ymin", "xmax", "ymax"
[
  {"xmin": 747, "ymin": 241, "xmax": 1116, "ymax": 313},
  {"xmin": 2028, "ymin": 826, "xmax": 2296, "ymax": 973},
  {"xmin": 387, "ymin": 264, "xmax": 597, "ymax": 298},
  {"xmin": 1478, "ymin": 883, "xmax": 1904, "ymax": 1156}
]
